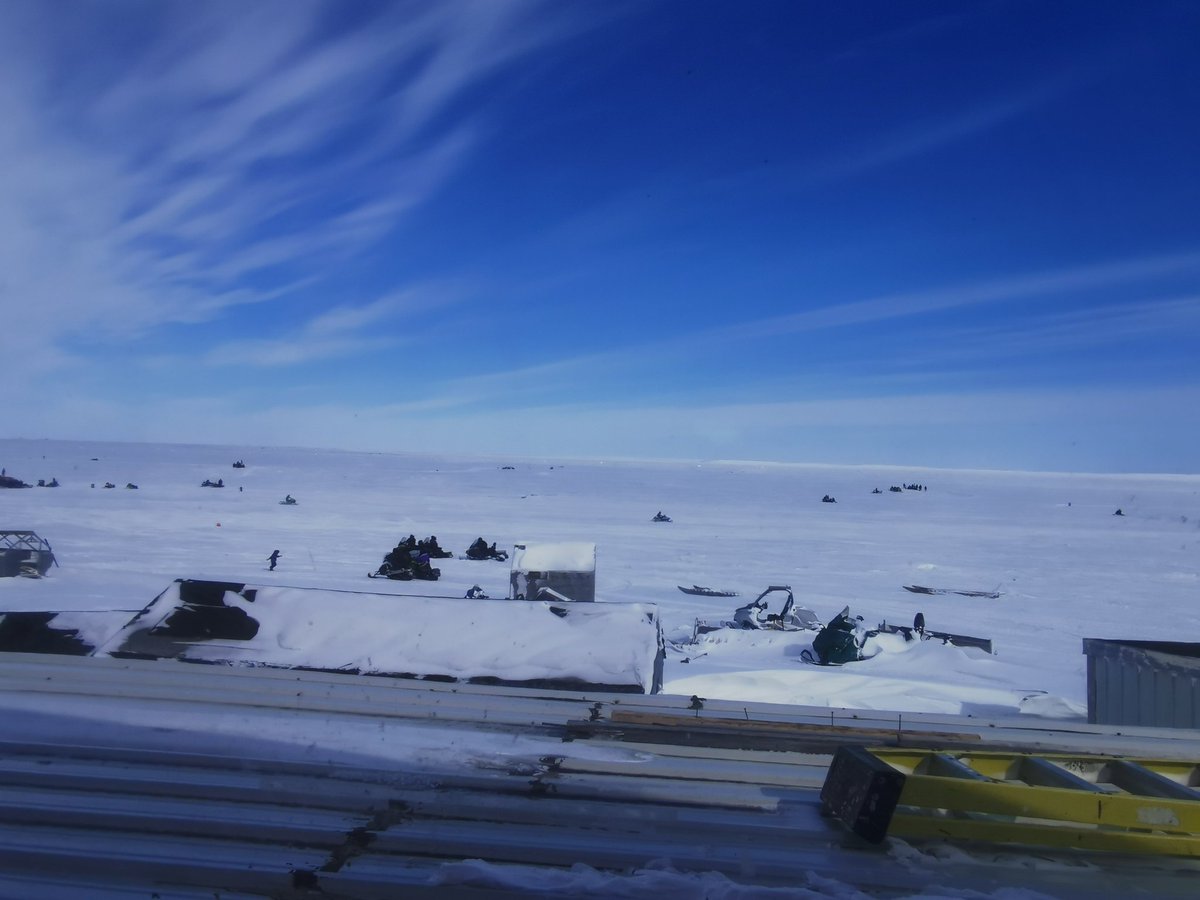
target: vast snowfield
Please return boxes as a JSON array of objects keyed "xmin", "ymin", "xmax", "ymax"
[{"xmin": 3, "ymin": 438, "xmax": 1198, "ymax": 720}]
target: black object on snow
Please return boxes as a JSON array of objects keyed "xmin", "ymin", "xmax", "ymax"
[
  {"xmin": 808, "ymin": 607, "xmax": 864, "ymax": 665},
  {"xmin": 465, "ymin": 537, "xmax": 508, "ymax": 561},
  {"xmin": 372, "ymin": 536, "xmax": 442, "ymax": 580},
  {"xmin": 0, "ymin": 612, "xmax": 91, "ymax": 655}
]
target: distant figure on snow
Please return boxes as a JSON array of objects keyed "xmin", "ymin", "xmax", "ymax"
[
  {"xmin": 1113, "ymin": 508, "xmax": 1124, "ymax": 517},
  {"xmin": 652, "ymin": 511, "xmax": 672, "ymax": 522},
  {"xmin": 268, "ymin": 549, "xmax": 281, "ymax": 571}
]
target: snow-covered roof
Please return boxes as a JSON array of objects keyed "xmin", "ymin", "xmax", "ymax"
[
  {"xmin": 511, "ymin": 542, "xmax": 595, "ymax": 573},
  {"xmin": 102, "ymin": 581, "xmax": 659, "ymax": 693}
]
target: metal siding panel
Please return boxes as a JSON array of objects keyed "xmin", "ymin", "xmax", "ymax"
[
  {"xmin": 1122, "ymin": 657, "xmax": 1141, "ymax": 726},
  {"xmin": 1086, "ymin": 652, "xmax": 1098, "ymax": 724},
  {"xmin": 1095, "ymin": 658, "xmax": 1113, "ymax": 725},
  {"xmin": 1186, "ymin": 672, "xmax": 1200, "ymax": 730},
  {"xmin": 1154, "ymin": 669, "xmax": 1172, "ymax": 729},
  {"xmin": 1130, "ymin": 653, "xmax": 1150, "ymax": 726}
]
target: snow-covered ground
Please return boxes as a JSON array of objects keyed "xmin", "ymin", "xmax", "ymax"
[{"xmin": 3, "ymin": 438, "xmax": 1199, "ymax": 720}]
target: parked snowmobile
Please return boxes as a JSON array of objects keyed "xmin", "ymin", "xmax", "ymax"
[
  {"xmin": 802, "ymin": 606, "xmax": 867, "ymax": 665},
  {"xmin": 465, "ymin": 538, "xmax": 508, "ymax": 561},
  {"xmin": 370, "ymin": 556, "xmax": 440, "ymax": 581},
  {"xmin": 369, "ymin": 540, "xmax": 441, "ymax": 581},
  {"xmin": 418, "ymin": 536, "xmax": 454, "ymax": 559},
  {"xmin": 801, "ymin": 610, "xmax": 994, "ymax": 665},
  {"xmin": 692, "ymin": 586, "xmax": 821, "ymax": 637}
]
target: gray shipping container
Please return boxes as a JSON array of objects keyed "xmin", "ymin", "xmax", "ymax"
[{"xmin": 1082, "ymin": 638, "xmax": 1200, "ymax": 729}]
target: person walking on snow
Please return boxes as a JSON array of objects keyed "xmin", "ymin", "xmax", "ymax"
[{"xmin": 268, "ymin": 549, "xmax": 281, "ymax": 571}]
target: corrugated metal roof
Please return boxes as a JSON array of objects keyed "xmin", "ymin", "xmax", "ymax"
[{"xmin": 1, "ymin": 654, "xmax": 1198, "ymax": 897}]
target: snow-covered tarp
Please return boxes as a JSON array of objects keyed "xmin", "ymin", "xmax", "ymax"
[{"xmin": 102, "ymin": 580, "xmax": 663, "ymax": 693}]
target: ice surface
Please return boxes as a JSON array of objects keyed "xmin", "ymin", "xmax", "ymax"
[{"xmin": 2, "ymin": 437, "xmax": 1198, "ymax": 718}]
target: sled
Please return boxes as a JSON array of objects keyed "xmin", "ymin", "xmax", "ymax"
[
  {"xmin": 678, "ymin": 585, "xmax": 740, "ymax": 597},
  {"xmin": 872, "ymin": 612, "xmax": 993, "ymax": 654},
  {"xmin": 903, "ymin": 584, "xmax": 1002, "ymax": 599}
]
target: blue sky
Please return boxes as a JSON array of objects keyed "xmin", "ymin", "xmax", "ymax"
[{"xmin": 2, "ymin": 1, "xmax": 1198, "ymax": 473}]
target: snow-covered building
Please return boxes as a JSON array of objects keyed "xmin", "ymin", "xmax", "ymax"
[{"xmin": 509, "ymin": 541, "xmax": 596, "ymax": 602}]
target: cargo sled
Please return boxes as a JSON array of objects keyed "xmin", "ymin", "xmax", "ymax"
[{"xmin": 0, "ymin": 531, "xmax": 57, "ymax": 578}]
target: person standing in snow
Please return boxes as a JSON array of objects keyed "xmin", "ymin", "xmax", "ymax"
[{"xmin": 268, "ymin": 549, "xmax": 281, "ymax": 571}]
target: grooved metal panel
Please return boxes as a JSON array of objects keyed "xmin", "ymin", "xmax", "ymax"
[
  {"xmin": 2, "ymin": 653, "xmax": 1200, "ymax": 897},
  {"xmin": 1084, "ymin": 639, "xmax": 1200, "ymax": 729}
]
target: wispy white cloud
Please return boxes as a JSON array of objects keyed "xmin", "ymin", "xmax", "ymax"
[
  {"xmin": 0, "ymin": 0, "xmax": 589, "ymax": 380},
  {"xmin": 392, "ymin": 250, "xmax": 1200, "ymax": 413},
  {"xmin": 721, "ymin": 250, "xmax": 1200, "ymax": 341},
  {"xmin": 898, "ymin": 293, "xmax": 1200, "ymax": 368},
  {"xmin": 200, "ymin": 281, "xmax": 465, "ymax": 368}
]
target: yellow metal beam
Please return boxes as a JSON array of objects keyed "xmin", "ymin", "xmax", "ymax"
[
  {"xmin": 900, "ymin": 775, "xmax": 1200, "ymax": 832},
  {"xmin": 822, "ymin": 746, "xmax": 1200, "ymax": 856},
  {"xmin": 890, "ymin": 812, "xmax": 1200, "ymax": 857}
]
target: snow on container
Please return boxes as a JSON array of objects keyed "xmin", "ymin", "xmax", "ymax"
[
  {"xmin": 510, "ymin": 542, "xmax": 596, "ymax": 602},
  {"xmin": 1083, "ymin": 638, "xmax": 1200, "ymax": 729}
]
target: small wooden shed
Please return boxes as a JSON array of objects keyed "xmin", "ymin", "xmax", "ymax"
[{"xmin": 509, "ymin": 542, "xmax": 596, "ymax": 602}]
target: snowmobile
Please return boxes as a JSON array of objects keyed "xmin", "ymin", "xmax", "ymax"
[
  {"xmin": 801, "ymin": 607, "xmax": 867, "ymax": 665},
  {"xmin": 369, "ymin": 541, "xmax": 441, "ymax": 581},
  {"xmin": 692, "ymin": 586, "xmax": 821, "ymax": 637},
  {"xmin": 279, "ymin": 495, "xmax": 297, "ymax": 505},
  {"xmin": 369, "ymin": 557, "xmax": 441, "ymax": 581},
  {"xmin": 418, "ymin": 536, "xmax": 454, "ymax": 559},
  {"xmin": 652, "ymin": 512, "xmax": 672, "ymax": 522},
  {"xmin": 800, "ymin": 610, "xmax": 994, "ymax": 665},
  {"xmin": 464, "ymin": 538, "xmax": 508, "ymax": 561}
]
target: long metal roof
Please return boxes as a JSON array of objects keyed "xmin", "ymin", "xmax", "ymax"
[{"xmin": 0, "ymin": 653, "xmax": 1198, "ymax": 897}]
